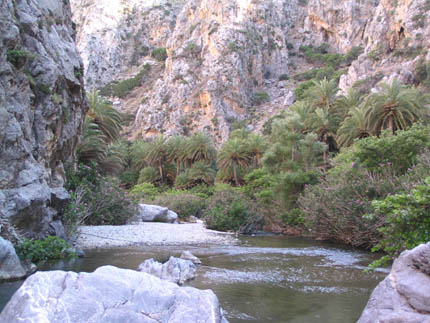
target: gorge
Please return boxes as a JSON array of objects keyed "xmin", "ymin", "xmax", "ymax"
[{"xmin": 1, "ymin": 0, "xmax": 430, "ymax": 322}]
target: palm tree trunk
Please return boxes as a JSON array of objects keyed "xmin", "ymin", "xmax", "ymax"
[
  {"xmin": 389, "ymin": 116, "xmax": 394, "ymax": 134},
  {"xmin": 233, "ymin": 162, "xmax": 239, "ymax": 187},
  {"xmin": 176, "ymin": 160, "xmax": 180, "ymax": 176},
  {"xmin": 159, "ymin": 162, "xmax": 164, "ymax": 182}
]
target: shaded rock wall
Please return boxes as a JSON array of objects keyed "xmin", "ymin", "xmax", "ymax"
[{"xmin": 0, "ymin": 0, "xmax": 87, "ymax": 238}]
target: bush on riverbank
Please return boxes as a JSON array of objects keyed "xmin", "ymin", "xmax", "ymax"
[
  {"xmin": 16, "ymin": 236, "xmax": 76, "ymax": 263},
  {"xmin": 204, "ymin": 189, "xmax": 263, "ymax": 233},
  {"xmin": 64, "ymin": 164, "xmax": 137, "ymax": 233}
]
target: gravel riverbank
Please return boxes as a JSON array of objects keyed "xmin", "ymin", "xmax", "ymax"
[{"xmin": 76, "ymin": 222, "xmax": 238, "ymax": 249}]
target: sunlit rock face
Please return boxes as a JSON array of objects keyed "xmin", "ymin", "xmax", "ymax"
[
  {"xmin": 0, "ymin": 0, "xmax": 87, "ymax": 238},
  {"xmin": 70, "ymin": 0, "xmax": 186, "ymax": 89},
  {"xmin": 72, "ymin": 0, "xmax": 430, "ymax": 143}
]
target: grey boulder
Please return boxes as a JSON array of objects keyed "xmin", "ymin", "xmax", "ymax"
[
  {"xmin": 0, "ymin": 237, "xmax": 36, "ymax": 281},
  {"xmin": 0, "ymin": 265, "xmax": 228, "ymax": 323},
  {"xmin": 358, "ymin": 242, "xmax": 430, "ymax": 323},
  {"xmin": 138, "ymin": 256, "xmax": 196, "ymax": 285},
  {"xmin": 138, "ymin": 204, "xmax": 178, "ymax": 223},
  {"xmin": 180, "ymin": 250, "xmax": 202, "ymax": 265}
]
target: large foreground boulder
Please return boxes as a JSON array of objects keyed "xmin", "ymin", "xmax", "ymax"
[
  {"xmin": 0, "ymin": 237, "xmax": 35, "ymax": 281},
  {"xmin": 358, "ymin": 242, "xmax": 430, "ymax": 323},
  {"xmin": 138, "ymin": 256, "xmax": 196, "ymax": 285},
  {"xmin": 137, "ymin": 204, "xmax": 178, "ymax": 223},
  {"xmin": 0, "ymin": 265, "xmax": 228, "ymax": 323}
]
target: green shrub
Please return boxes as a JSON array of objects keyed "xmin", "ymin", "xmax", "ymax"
[
  {"xmin": 151, "ymin": 48, "xmax": 168, "ymax": 62},
  {"xmin": 65, "ymin": 163, "xmax": 100, "ymax": 192},
  {"xmin": 414, "ymin": 58, "xmax": 430, "ymax": 87},
  {"xmin": 280, "ymin": 208, "xmax": 305, "ymax": 225},
  {"xmin": 16, "ymin": 236, "xmax": 76, "ymax": 263},
  {"xmin": 251, "ymin": 91, "xmax": 270, "ymax": 106},
  {"xmin": 295, "ymin": 80, "xmax": 315, "ymax": 100},
  {"xmin": 367, "ymin": 177, "xmax": 430, "ymax": 269},
  {"xmin": 129, "ymin": 183, "xmax": 159, "ymax": 202},
  {"xmin": 204, "ymin": 190, "xmax": 263, "ymax": 233},
  {"xmin": 6, "ymin": 49, "xmax": 36, "ymax": 68},
  {"xmin": 352, "ymin": 124, "xmax": 430, "ymax": 175},
  {"xmin": 118, "ymin": 169, "xmax": 139, "ymax": 188},
  {"xmin": 279, "ymin": 74, "xmax": 289, "ymax": 81},
  {"xmin": 65, "ymin": 166, "xmax": 137, "ymax": 228},
  {"xmin": 151, "ymin": 193, "xmax": 207, "ymax": 220},
  {"xmin": 98, "ymin": 64, "xmax": 150, "ymax": 98},
  {"xmin": 69, "ymin": 178, "xmax": 137, "ymax": 226},
  {"xmin": 299, "ymin": 162, "xmax": 402, "ymax": 248},
  {"xmin": 138, "ymin": 167, "xmax": 161, "ymax": 184}
]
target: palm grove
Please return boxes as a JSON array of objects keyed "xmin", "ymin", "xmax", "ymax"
[{"xmin": 68, "ymin": 53, "xmax": 430, "ymax": 268}]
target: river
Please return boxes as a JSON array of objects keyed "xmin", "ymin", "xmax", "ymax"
[{"xmin": 0, "ymin": 235, "xmax": 387, "ymax": 322}]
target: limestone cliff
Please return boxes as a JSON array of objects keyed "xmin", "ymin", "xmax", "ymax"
[
  {"xmin": 0, "ymin": 0, "xmax": 87, "ymax": 238},
  {"xmin": 70, "ymin": 0, "xmax": 186, "ymax": 89},
  {"xmin": 71, "ymin": 0, "xmax": 430, "ymax": 143}
]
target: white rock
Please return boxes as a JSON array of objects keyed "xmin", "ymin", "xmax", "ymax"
[
  {"xmin": 358, "ymin": 243, "xmax": 430, "ymax": 323},
  {"xmin": 180, "ymin": 250, "xmax": 202, "ymax": 265},
  {"xmin": 0, "ymin": 265, "xmax": 228, "ymax": 323},
  {"xmin": 138, "ymin": 256, "xmax": 196, "ymax": 285}
]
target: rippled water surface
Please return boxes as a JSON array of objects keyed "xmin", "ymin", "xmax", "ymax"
[{"xmin": 0, "ymin": 236, "xmax": 387, "ymax": 322}]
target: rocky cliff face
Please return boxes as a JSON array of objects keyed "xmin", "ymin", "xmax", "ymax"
[
  {"xmin": 70, "ymin": 0, "xmax": 186, "ymax": 90},
  {"xmin": 71, "ymin": 0, "xmax": 430, "ymax": 143},
  {"xmin": 340, "ymin": 0, "xmax": 430, "ymax": 90},
  {"xmin": 0, "ymin": 0, "xmax": 87, "ymax": 238}
]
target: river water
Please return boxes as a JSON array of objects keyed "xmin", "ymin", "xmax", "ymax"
[{"xmin": 0, "ymin": 235, "xmax": 387, "ymax": 322}]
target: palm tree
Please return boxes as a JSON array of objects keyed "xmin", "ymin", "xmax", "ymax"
[
  {"xmin": 77, "ymin": 118, "xmax": 107, "ymax": 166},
  {"xmin": 87, "ymin": 90, "xmax": 122, "ymax": 143},
  {"xmin": 299, "ymin": 133, "xmax": 327, "ymax": 171},
  {"xmin": 130, "ymin": 140, "xmax": 149, "ymax": 170},
  {"xmin": 365, "ymin": 79, "xmax": 429, "ymax": 135},
  {"xmin": 217, "ymin": 138, "xmax": 251, "ymax": 186},
  {"xmin": 289, "ymin": 101, "xmax": 313, "ymax": 127},
  {"xmin": 167, "ymin": 136, "xmax": 187, "ymax": 176},
  {"xmin": 337, "ymin": 106, "xmax": 372, "ymax": 147},
  {"xmin": 306, "ymin": 78, "xmax": 339, "ymax": 110},
  {"xmin": 334, "ymin": 88, "xmax": 362, "ymax": 129},
  {"xmin": 144, "ymin": 136, "xmax": 169, "ymax": 181},
  {"xmin": 188, "ymin": 161, "xmax": 216, "ymax": 186},
  {"xmin": 185, "ymin": 132, "xmax": 217, "ymax": 165},
  {"xmin": 246, "ymin": 133, "xmax": 266, "ymax": 168},
  {"xmin": 272, "ymin": 116, "xmax": 303, "ymax": 162},
  {"xmin": 306, "ymin": 108, "xmax": 337, "ymax": 162}
]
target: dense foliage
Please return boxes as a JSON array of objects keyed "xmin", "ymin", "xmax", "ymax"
[
  {"xmin": 64, "ymin": 164, "xmax": 137, "ymax": 233},
  {"xmin": 16, "ymin": 236, "xmax": 76, "ymax": 263}
]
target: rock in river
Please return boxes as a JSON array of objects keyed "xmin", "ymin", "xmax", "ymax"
[
  {"xmin": 180, "ymin": 250, "xmax": 202, "ymax": 265},
  {"xmin": 358, "ymin": 242, "xmax": 430, "ymax": 323},
  {"xmin": 0, "ymin": 237, "xmax": 35, "ymax": 282},
  {"xmin": 138, "ymin": 256, "xmax": 196, "ymax": 285},
  {"xmin": 0, "ymin": 265, "xmax": 228, "ymax": 323}
]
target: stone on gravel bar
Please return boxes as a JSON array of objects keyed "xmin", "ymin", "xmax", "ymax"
[
  {"xmin": 181, "ymin": 250, "xmax": 202, "ymax": 265},
  {"xmin": 138, "ymin": 204, "xmax": 178, "ymax": 223},
  {"xmin": 138, "ymin": 256, "xmax": 196, "ymax": 285},
  {"xmin": 0, "ymin": 265, "xmax": 228, "ymax": 323}
]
